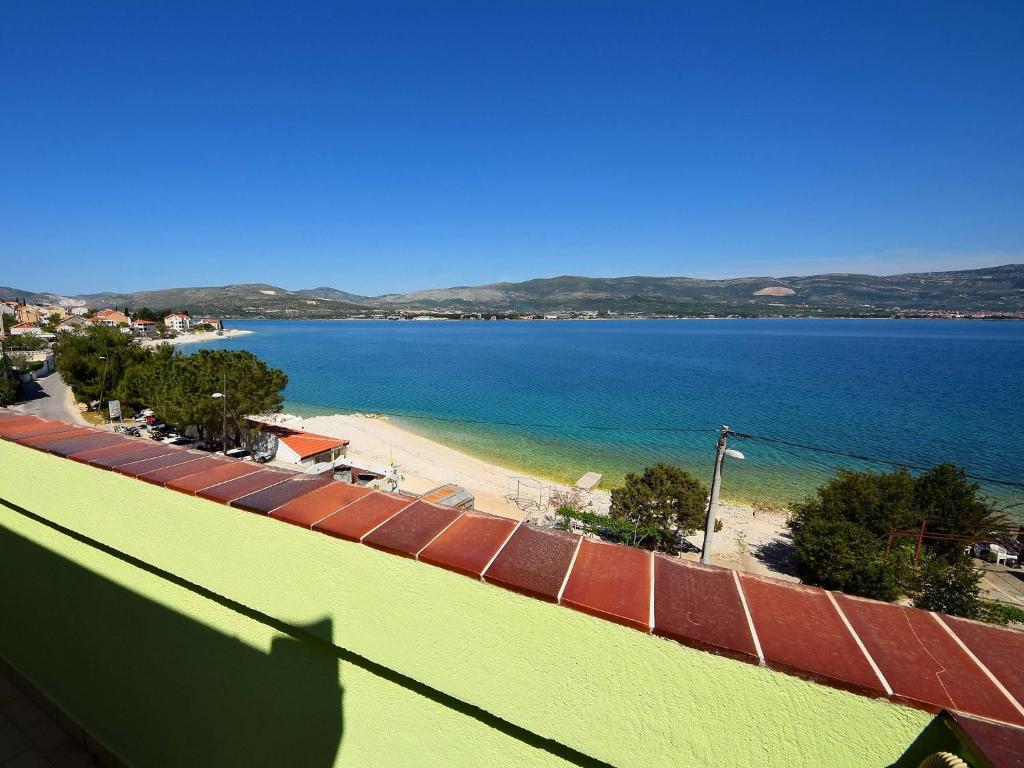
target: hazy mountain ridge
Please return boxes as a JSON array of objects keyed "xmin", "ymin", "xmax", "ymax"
[{"xmin": 2, "ymin": 264, "xmax": 1021, "ymax": 317}]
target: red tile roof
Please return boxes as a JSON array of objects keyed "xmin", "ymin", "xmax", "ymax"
[
  {"xmin": 279, "ymin": 431, "xmax": 349, "ymax": 459},
  {"xmin": 5, "ymin": 406, "xmax": 1024, "ymax": 728}
]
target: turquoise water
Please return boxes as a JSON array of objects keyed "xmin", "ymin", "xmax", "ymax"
[{"xmin": 202, "ymin": 319, "xmax": 1024, "ymax": 506}]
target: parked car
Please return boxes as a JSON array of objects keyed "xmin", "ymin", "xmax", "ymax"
[
  {"xmin": 225, "ymin": 448, "xmax": 252, "ymax": 461},
  {"xmin": 253, "ymin": 451, "xmax": 273, "ymax": 464},
  {"xmin": 115, "ymin": 425, "xmax": 141, "ymax": 437},
  {"xmin": 162, "ymin": 435, "xmax": 194, "ymax": 446}
]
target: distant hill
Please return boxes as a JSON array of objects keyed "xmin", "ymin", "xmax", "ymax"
[{"xmin": 3, "ymin": 264, "xmax": 1022, "ymax": 318}]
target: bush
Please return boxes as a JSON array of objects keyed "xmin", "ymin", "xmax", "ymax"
[
  {"xmin": 604, "ymin": 464, "xmax": 709, "ymax": 554},
  {"xmin": 0, "ymin": 374, "xmax": 16, "ymax": 406},
  {"xmin": 912, "ymin": 555, "xmax": 983, "ymax": 619},
  {"xmin": 979, "ymin": 602, "xmax": 1024, "ymax": 627},
  {"xmin": 791, "ymin": 464, "xmax": 1006, "ymax": 608}
]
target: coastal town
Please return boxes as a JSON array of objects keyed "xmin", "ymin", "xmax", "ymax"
[{"xmin": 0, "ymin": 296, "xmax": 233, "ymax": 341}]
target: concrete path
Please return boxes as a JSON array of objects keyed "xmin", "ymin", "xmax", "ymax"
[{"xmin": 9, "ymin": 372, "xmax": 87, "ymax": 426}]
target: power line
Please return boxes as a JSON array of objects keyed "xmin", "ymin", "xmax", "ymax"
[
  {"xmin": 731, "ymin": 430, "xmax": 1024, "ymax": 491},
  {"xmin": 279, "ymin": 398, "xmax": 1023, "ymax": 490}
]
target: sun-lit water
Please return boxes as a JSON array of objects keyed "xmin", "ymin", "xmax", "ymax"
[{"xmin": 200, "ymin": 319, "xmax": 1024, "ymax": 506}]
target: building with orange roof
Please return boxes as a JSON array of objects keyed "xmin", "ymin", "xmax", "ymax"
[
  {"xmin": 274, "ymin": 430, "xmax": 350, "ymax": 466},
  {"xmin": 88, "ymin": 310, "xmax": 131, "ymax": 327}
]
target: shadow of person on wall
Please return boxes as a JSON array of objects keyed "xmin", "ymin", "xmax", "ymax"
[{"xmin": 0, "ymin": 525, "xmax": 343, "ymax": 767}]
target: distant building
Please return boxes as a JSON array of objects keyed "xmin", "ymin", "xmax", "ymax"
[
  {"xmin": 132, "ymin": 319, "xmax": 157, "ymax": 335},
  {"xmin": 43, "ymin": 306, "xmax": 69, "ymax": 321},
  {"xmin": 10, "ymin": 323, "xmax": 43, "ymax": 336},
  {"xmin": 247, "ymin": 420, "xmax": 349, "ymax": 467},
  {"xmin": 420, "ymin": 484, "xmax": 475, "ymax": 510},
  {"xmin": 88, "ymin": 310, "xmax": 131, "ymax": 327},
  {"xmin": 56, "ymin": 316, "xmax": 91, "ymax": 333},
  {"xmin": 275, "ymin": 431, "xmax": 349, "ymax": 466},
  {"xmin": 69, "ymin": 306, "xmax": 91, "ymax": 316},
  {"xmin": 15, "ymin": 306, "xmax": 42, "ymax": 324},
  {"xmin": 193, "ymin": 317, "xmax": 223, "ymax": 331},
  {"xmin": 0, "ymin": 300, "xmax": 16, "ymax": 316},
  {"xmin": 163, "ymin": 313, "xmax": 192, "ymax": 333}
]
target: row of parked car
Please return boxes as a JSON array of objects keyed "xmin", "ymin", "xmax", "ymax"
[{"xmin": 112, "ymin": 409, "xmax": 272, "ymax": 462}]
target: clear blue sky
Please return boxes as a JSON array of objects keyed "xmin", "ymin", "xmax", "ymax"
[{"xmin": 2, "ymin": 1, "xmax": 1022, "ymax": 296}]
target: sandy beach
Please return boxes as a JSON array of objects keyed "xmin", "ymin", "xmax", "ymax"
[
  {"xmin": 258, "ymin": 411, "xmax": 798, "ymax": 579},
  {"xmin": 139, "ymin": 328, "xmax": 253, "ymax": 347}
]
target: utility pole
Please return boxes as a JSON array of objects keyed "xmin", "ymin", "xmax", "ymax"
[
  {"xmin": 97, "ymin": 354, "xmax": 110, "ymax": 422},
  {"xmin": 221, "ymin": 369, "xmax": 228, "ymax": 453},
  {"xmin": 700, "ymin": 425, "xmax": 730, "ymax": 565}
]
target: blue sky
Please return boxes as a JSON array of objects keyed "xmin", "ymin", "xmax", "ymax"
[{"xmin": 2, "ymin": 2, "xmax": 1022, "ymax": 296}]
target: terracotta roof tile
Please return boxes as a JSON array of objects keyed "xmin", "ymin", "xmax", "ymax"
[
  {"xmin": 483, "ymin": 525, "xmax": 581, "ymax": 603},
  {"xmin": 653, "ymin": 556, "xmax": 759, "ymax": 663},
  {"xmin": 361, "ymin": 500, "xmax": 462, "ymax": 559},
  {"xmin": 561, "ymin": 539, "xmax": 651, "ymax": 631},
  {"xmin": 313, "ymin": 492, "xmax": 414, "ymax": 542},
  {"xmin": 739, "ymin": 574, "xmax": 886, "ymax": 696},
  {"xmin": 271, "ymin": 481, "xmax": 372, "ymax": 528},
  {"xmin": 418, "ymin": 512, "xmax": 518, "ymax": 578},
  {"xmin": 279, "ymin": 432, "xmax": 349, "ymax": 460}
]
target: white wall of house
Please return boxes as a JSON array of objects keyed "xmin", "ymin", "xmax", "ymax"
[{"xmin": 275, "ymin": 442, "xmax": 347, "ymax": 466}]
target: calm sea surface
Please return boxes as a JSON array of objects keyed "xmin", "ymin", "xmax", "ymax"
[{"xmin": 204, "ymin": 319, "xmax": 1024, "ymax": 505}]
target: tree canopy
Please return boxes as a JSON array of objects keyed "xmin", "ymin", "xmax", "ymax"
[
  {"xmin": 559, "ymin": 463, "xmax": 708, "ymax": 554},
  {"xmin": 55, "ymin": 327, "xmax": 286, "ymax": 448},
  {"xmin": 790, "ymin": 464, "xmax": 1011, "ymax": 619}
]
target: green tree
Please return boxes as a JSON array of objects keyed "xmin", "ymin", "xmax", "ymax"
[
  {"xmin": 791, "ymin": 463, "xmax": 1007, "ymax": 615},
  {"xmin": 54, "ymin": 326, "xmax": 150, "ymax": 409},
  {"xmin": 912, "ymin": 463, "xmax": 1006, "ymax": 557},
  {"xmin": 601, "ymin": 463, "xmax": 709, "ymax": 553},
  {"xmin": 6, "ymin": 334, "xmax": 48, "ymax": 351},
  {"xmin": 0, "ymin": 351, "xmax": 16, "ymax": 405},
  {"xmin": 912, "ymin": 555, "xmax": 983, "ymax": 619},
  {"xmin": 121, "ymin": 347, "xmax": 287, "ymax": 449},
  {"xmin": 43, "ymin": 312, "xmax": 63, "ymax": 332}
]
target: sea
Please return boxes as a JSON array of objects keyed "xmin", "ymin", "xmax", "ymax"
[{"xmin": 199, "ymin": 319, "xmax": 1024, "ymax": 507}]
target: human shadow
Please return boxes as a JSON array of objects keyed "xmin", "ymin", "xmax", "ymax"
[{"xmin": 0, "ymin": 524, "xmax": 344, "ymax": 767}]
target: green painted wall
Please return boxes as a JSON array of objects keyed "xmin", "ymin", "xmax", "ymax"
[{"xmin": 0, "ymin": 441, "xmax": 941, "ymax": 767}]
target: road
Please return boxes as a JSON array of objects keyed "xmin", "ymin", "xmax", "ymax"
[
  {"xmin": 9, "ymin": 371, "xmax": 88, "ymax": 425},
  {"xmin": 981, "ymin": 563, "xmax": 1024, "ymax": 609}
]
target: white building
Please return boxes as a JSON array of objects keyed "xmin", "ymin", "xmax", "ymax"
[
  {"xmin": 10, "ymin": 323, "xmax": 43, "ymax": 336},
  {"xmin": 274, "ymin": 431, "xmax": 349, "ymax": 466},
  {"xmin": 163, "ymin": 313, "xmax": 192, "ymax": 332}
]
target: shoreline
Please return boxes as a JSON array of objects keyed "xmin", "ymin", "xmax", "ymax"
[
  {"xmin": 257, "ymin": 410, "xmax": 798, "ymax": 578},
  {"xmin": 138, "ymin": 328, "xmax": 253, "ymax": 347}
]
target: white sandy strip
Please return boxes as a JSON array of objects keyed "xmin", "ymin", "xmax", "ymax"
[
  {"xmin": 138, "ymin": 329, "xmax": 253, "ymax": 348},
  {"xmin": 255, "ymin": 412, "xmax": 797, "ymax": 579}
]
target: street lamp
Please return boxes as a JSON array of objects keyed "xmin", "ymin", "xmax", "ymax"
[
  {"xmin": 211, "ymin": 370, "xmax": 227, "ymax": 454},
  {"xmin": 700, "ymin": 426, "xmax": 747, "ymax": 565},
  {"xmin": 97, "ymin": 355, "xmax": 109, "ymax": 422}
]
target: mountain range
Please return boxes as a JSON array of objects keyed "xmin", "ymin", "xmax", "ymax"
[{"xmin": 3, "ymin": 264, "xmax": 1022, "ymax": 318}]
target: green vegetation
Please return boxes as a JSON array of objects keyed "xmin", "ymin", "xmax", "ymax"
[
  {"xmin": 0, "ymin": 355, "xmax": 16, "ymax": 405},
  {"xmin": 55, "ymin": 327, "xmax": 287, "ymax": 448},
  {"xmin": 791, "ymin": 464, "xmax": 1014, "ymax": 623},
  {"xmin": 4, "ymin": 333, "xmax": 48, "ymax": 351},
  {"xmin": 556, "ymin": 463, "xmax": 708, "ymax": 555}
]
